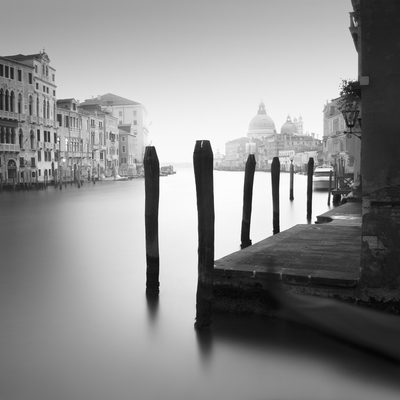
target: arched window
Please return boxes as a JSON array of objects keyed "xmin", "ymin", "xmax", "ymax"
[
  {"xmin": 6, "ymin": 128, "xmax": 10, "ymax": 143},
  {"xmin": 0, "ymin": 127, "xmax": 4, "ymax": 143},
  {"xmin": 29, "ymin": 96, "xmax": 33, "ymax": 115},
  {"xmin": 0, "ymin": 88, "xmax": 3, "ymax": 110},
  {"xmin": 47, "ymin": 101, "xmax": 50, "ymax": 119},
  {"xmin": 43, "ymin": 99, "xmax": 46, "ymax": 118},
  {"xmin": 19, "ymin": 129, "xmax": 24, "ymax": 148},
  {"xmin": 10, "ymin": 91, "xmax": 15, "ymax": 112},
  {"xmin": 30, "ymin": 131, "xmax": 35, "ymax": 149},
  {"xmin": 5, "ymin": 90, "xmax": 9, "ymax": 111},
  {"xmin": 11, "ymin": 129, "xmax": 16, "ymax": 144},
  {"xmin": 18, "ymin": 93, "xmax": 22, "ymax": 114},
  {"xmin": 36, "ymin": 98, "xmax": 39, "ymax": 116}
]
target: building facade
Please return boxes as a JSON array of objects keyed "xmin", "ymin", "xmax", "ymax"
[
  {"xmin": 322, "ymin": 98, "xmax": 358, "ymax": 176},
  {"xmin": 80, "ymin": 93, "xmax": 149, "ymax": 164},
  {"xmin": 0, "ymin": 51, "xmax": 58, "ymax": 184},
  {"xmin": 118, "ymin": 125, "xmax": 137, "ymax": 176}
]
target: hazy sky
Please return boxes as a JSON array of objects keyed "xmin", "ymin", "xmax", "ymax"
[{"xmin": 3, "ymin": 0, "xmax": 357, "ymax": 162}]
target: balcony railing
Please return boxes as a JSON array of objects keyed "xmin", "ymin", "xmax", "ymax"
[
  {"xmin": 0, "ymin": 143, "xmax": 20, "ymax": 152},
  {"xmin": 28, "ymin": 115, "xmax": 38, "ymax": 124}
]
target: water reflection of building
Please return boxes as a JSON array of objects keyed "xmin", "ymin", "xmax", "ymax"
[{"xmin": 0, "ymin": 51, "xmax": 58, "ymax": 184}]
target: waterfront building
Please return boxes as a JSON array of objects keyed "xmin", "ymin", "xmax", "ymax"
[
  {"xmin": 322, "ymin": 98, "xmax": 357, "ymax": 175},
  {"xmin": 224, "ymin": 137, "xmax": 248, "ymax": 169},
  {"xmin": 57, "ymin": 98, "xmax": 89, "ymax": 181},
  {"xmin": 348, "ymin": 0, "xmax": 400, "ymax": 302},
  {"xmin": 0, "ymin": 51, "xmax": 58, "ymax": 184},
  {"xmin": 221, "ymin": 102, "xmax": 317, "ymax": 171},
  {"xmin": 118, "ymin": 124, "xmax": 137, "ymax": 176},
  {"xmin": 80, "ymin": 93, "xmax": 149, "ymax": 164},
  {"xmin": 103, "ymin": 111, "xmax": 119, "ymax": 177},
  {"xmin": 77, "ymin": 102, "xmax": 120, "ymax": 178},
  {"xmin": 213, "ymin": 148, "xmax": 225, "ymax": 169}
]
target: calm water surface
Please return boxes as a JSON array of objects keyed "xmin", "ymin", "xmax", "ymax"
[{"xmin": 1, "ymin": 168, "xmax": 399, "ymax": 400}]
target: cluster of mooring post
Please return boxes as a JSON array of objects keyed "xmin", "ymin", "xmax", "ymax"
[
  {"xmin": 144, "ymin": 146, "xmax": 160, "ymax": 297},
  {"xmin": 140, "ymin": 143, "xmax": 316, "ymax": 328},
  {"xmin": 0, "ymin": 173, "xmax": 51, "ymax": 192},
  {"xmin": 240, "ymin": 154, "xmax": 256, "ymax": 249},
  {"xmin": 271, "ymin": 157, "xmax": 280, "ymax": 235},
  {"xmin": 193, "ymin": 140, "xmax": 215, "ymax": 329},
  {"xmin": 306, "ymin": 157, "xmax": 314, "ymax": 222}
]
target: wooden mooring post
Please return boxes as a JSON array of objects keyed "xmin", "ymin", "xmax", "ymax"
[
  {"xmin": 194, "ymin": 140, "xmax": 214, "ymax": 329},
  {"xmin": 240, "ymin": 154, "xmax": 256, "ymax": 249},
  {"xmin": 271, "ymin": 157, "xmax": 280, "ymax": 235},
  {"xmin": 307, "ymin": 157, "xmax": 314, "ymax": 222},
  {"xmin": 327, "ymin": 169, "xmax": 333, "ymax": 206},
  {"xmin": 289, "ymin": 159, "xmax": 294, "ymax": 201},
  {"xmin": 144, "ymin": 146, "xmax": 160, "ymax": 296}
]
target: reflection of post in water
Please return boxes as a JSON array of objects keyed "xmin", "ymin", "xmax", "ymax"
[
  {"xmin": 146, "ymin": 292, "xmax": 160, "ymax": 324},
  {"xmin": 193, "ymin": 140, "xmax": 214, "ymax": 329},
  {"xmin": 144, "ymin": 146, "xmax": 160, "ymax": 296}
]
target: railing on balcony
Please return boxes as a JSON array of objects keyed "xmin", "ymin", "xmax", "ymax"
[
  {"xmin": 0, "ymin": 143, "xmax": 21, "ymax": 152},
  {"xmin": 28, "ymin": 115, "xmax": 38, "ymax": 124}
]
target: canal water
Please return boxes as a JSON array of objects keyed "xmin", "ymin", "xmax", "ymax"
[{"xmin": 1, "ymin": 168, "xmax": 399, "ymax": 400}]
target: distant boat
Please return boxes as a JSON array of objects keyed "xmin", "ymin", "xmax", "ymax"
[
  {"xmin": 114, "ymin": 175, "xmax": 129, "ymax": 181},
  {"xmin": 160, "ymin": 165, "xmax": 176, "ymax": 176},
  {"xmin": 313, "ymin": 166, "xmax": 333, "ymax": 190}
]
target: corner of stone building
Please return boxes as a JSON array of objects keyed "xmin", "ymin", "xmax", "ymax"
[{"xmin": 359, "ymin": 187, "xmax": 400, "ymax": 306}]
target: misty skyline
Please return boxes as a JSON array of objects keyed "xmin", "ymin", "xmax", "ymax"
[{"xmin": 2, "ymin": 0, "xmax": 357, "ymax": 162}]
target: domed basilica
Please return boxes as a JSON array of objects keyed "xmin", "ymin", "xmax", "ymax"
[
  {"xmin": 247, "ymin": 101, "xmax": 276, "ymax": 140},
  {"xmin": 247, "ymin": 102, "xmax": 303, "ymax": 139}
]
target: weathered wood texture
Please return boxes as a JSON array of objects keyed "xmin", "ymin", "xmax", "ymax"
[
  {"xmin": 307, "ymin": 157, "xmax": 314, "ymax": 221},
  {"xmin": 271, "ymin": 157, "xmax": 280, "ymax": 235},
  {"xmin": 240, "ymin": 154, "xmax": 256, "ymax": 249},
  {"xmin": 144, "ymin": 146, "xmax": 160, "ymax": 296},
  {"xmin": 193, "ymin": 140, "xmax": 214, "ymax": 329}
]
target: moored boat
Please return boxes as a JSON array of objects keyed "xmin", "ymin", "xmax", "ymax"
[{"xmin": 313, "ymin": 166, "xmax": 333, "ymax": 190}]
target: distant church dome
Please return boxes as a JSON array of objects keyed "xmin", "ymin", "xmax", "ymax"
[
  {"xmin": 248, "ymin": 101, "xmax": 276, "ymax": 139},
  {"xmin": 280, "ymin": 115, "xmax": 297, "ymax": 134}
]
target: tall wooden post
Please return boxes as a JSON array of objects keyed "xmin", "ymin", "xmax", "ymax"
[
  {"xmin": 240, "ymin": 154, "xmax": 256, "ymax": 249},
  {"xmin": 327, "ymin": 169, "xmax": 333, "ymax": 206},
  {"xmin": 289, "ymin": 160, "xmax": 294, "ymax": 201},
  {"xmin": 194, "ymin": 140, "xmax": 214, "ymax": 329},
  {"xmin": 59, "ymin": 168, "xmax": 62, "ymax": 191},
  {"xmin": 307, "ymin": 157, "xmax": 314, "ymax": 222},
  {"xmin": 144, "ymin": 146, "xmax": 160, "ymax": 296},
  {"xmin": 271, "ymin": 157, "xmax": 280, "ymax": 235}
]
